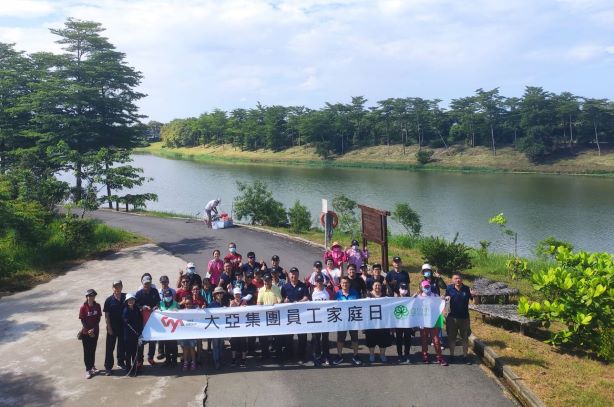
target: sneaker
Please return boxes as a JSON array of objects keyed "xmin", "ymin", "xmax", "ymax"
[
  {"xmin": 136, "ymin": 361, "xmax": 143, "ymax": 371},
  {"xmin": 380, "ymin": 355, "xmax": 388, "ymax": 363},
  {"xmin": 322, "ymin": 358, "xmax": 331, "ymax": 367},
  {"xmin": 368, "ymin": 354, "xmax": 376, "ymax": 363},
  {"xmin": 90, "ymin": 367, "xmax": 100, "ymax": 375},
  {"xmin": 351, "ymin": 356, "xmax": 363, "ymax": 366},
  {"xmin": 463, "ymin": 356, "xmax": 473, "ymax": 365},
  {"xmin": 182, "ymin": 362, "xmax": 189, "ymax": 371},
  {"xmin": 85, "ymin": 371, "xmax": 92, "ymax": 379},
  {"xmin": 405, "ymin": 355, "xmax": 412, "ymax": 364},
  {"xmin": 397, "ymin": 356, "xmax": 405, "ymax": 364},
  {"xmin": 190, "ymin": 361, "xmax": 197, "ymax": 371},
  {"xmin": 118, "ymin": 362, "xmax": 127, "ymax": 370},
  {"xmin": 104, "ymin": 369, "xmax": 113, "ymax": 376},
  {"xmin": 147, "ymin": 358, "xmax": 156, "ymax": 366},
  {"xmin": 332, "ymin": 356, "xmax": 344, "ymax": 366},
  {"xmin": 240, "ymin": 359, "xmax": 247, "ymax": 368},
  {"xmin": 437, "ymin": 357, "xmax": 449, "ymax": 366}
]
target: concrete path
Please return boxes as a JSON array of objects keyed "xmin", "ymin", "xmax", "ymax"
[{"xmin": 0, "ymin": 211, "xmax": 518, "ymax": 407}]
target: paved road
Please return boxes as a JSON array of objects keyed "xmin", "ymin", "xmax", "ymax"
[{"xmin": 88, "ymin": 211, "xmax": 517, "ymax": 407}]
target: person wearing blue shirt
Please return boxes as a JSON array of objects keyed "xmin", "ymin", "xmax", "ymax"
[
  {"xmin": 103, "ymin": 280, "xmax": 126, "ymax": 375},
  {"xmin": 333, "ymin": 277, "xmax": 363, "ymax": 366},
  {"xmin": 445, "ymin": 273, "xmax": 475, "ymax": 364},
  {"xmin": 281, "ymin": 267, "xmax": 310, "ymax": 363},
  {"xmin": 385, "ymin": 256, "xmax": 410, "ymax": 296}
]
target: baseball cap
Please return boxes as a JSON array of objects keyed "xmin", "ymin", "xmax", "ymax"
[
  {"xmin": 233, "ymin": 287, "xmax": 242, "ymax": 295},
  {"xmin": 393, "ymin": 256, "xmax": 402, "ymax": 263},
  {"xmin": 186, "ymin": 262, "xmax": 196, "ymax": 269},
  {"xmin": 159, "ymin": 275, "xmax": 169, "ymax": 283},
  {"xmin": 247, "ymin": 251, "xmax": 255, "ymax": 258},
  {"xmin": 142, "ymin": 276, "xmax": 152, "ymax": 284},
  {"xmin": 271, "ymin": 255, "xmax": 280, "ymax": 261},
  {"xmin": 213, "ymin": 287, "xmax": 225, "ymax": 295},
  {"xmin": 314, "ymin": 274, "xmax": 324, "ymax": 283},
  {"xmin": 372, "ymin": 263, "xmax": 382, "ymax": 269},
  {"xmin": 421, "ymin": 264, "xmax": 432, "ymax": 271},
  {"xmin": 351, "ymin": 239, "xmax": 359, "ymax": 246},
  {"xmin": 270, "ymin": 267, "xmax": 279, "ymax": 274},
  {"xmin": 125, "ymin": 293, "xmax": 136, "ymax": 301},
  {"xmin": 421, "ymin": 280, "xmax": 431, "ymax": 288},
  {"xmin": 85, "ymin": 288, "xmax": 97, "ymax": 297},
  {"xmin": 112, "ymin": 280, "xmax": 122, "ymax": 287},
  {"xmin": 162, "ymin": 289, "xmax": 173, "ymax": 297},
  {"xmin": 399, "ymin": 282, "xmax": 408, "ymax": 290},
  {"xmin": 245, "ymin": 271, "xmax": 254, "ymax": 279},
  {"xmin": 313, "ymin": 260, "xmax": 323, "ymax": 268},
  {"xmin": 289, "ymin": 267, "xmax": 299, "ymax": 274},
  {"xmin": 263, "ymin": 273, "xmax": 272, "ymax": 281}
]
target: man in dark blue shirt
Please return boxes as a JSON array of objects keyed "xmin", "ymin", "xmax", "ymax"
[
  {"xmin": 281, "ymin": 267, "xmax": 310, "ymax": 363},
  {"xmin": 445, "ymin": 273, "xmax": 474, "ymax": 364},
  {"xmin": 135, "ymin": 276, "xmax": 160, "ymax": 365},
  {"xmin": 385, "ymin": 257, "xmax": 410, "ymax": 296},
  {"xmin": 241, "ymin": 251, "xmax": 263, "ymax": 275},
  {"xmin": 103, "ymin": 280, "xmax": 126, "ymax": 374}
]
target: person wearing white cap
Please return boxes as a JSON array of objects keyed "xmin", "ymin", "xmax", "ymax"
[
  {"xmin": 204, "ymin": 198, "xmax": 221, "ymax": 228},
  {"xmin": 176, "ymin": 262, "xmax": 202, "ymax": 289},
  {"xmin": 229, "ymin": 287, "xmax": 248, "ymax": 367},
  {"xmin": 420, "ymin": 264, "xmax": 446, "ymax": 296}
]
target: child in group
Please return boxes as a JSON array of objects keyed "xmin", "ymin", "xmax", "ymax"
[
  {"xmin": 122, "ymin": 293, "xmax": 143, "ymax": 376},
  {"xmin": 416, "ymin": 280, "xmax": 448, "ymax": 366},
  {"xmin": 395, "ymin": 282, "xmax": 413, "ymax": 363},
  {"xmin": 179, "ymin": 296, "xmax": 198, "ymax": 371},
  {"xmin": 159, "ymin": 288, "xmax": 179, "ymax": 367},
  {"xmin": 208, "ymin": 287, "xmax": 226, "ymax": 369},
  {"xmin": 229, "ymin": 287, "xmax": 248, "ymax": 367}
]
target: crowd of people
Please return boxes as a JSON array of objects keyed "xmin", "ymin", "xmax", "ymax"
[{"xmin": 79, "ymin": 240, "xmax": 475, "ymax": 379}]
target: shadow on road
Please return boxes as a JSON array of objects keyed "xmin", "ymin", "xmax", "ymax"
[{"xmin": 0, "ymin": 371, "xmax": 61, "ymax": 406}]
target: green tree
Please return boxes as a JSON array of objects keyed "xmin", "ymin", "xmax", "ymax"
[
  {"xmin": 332, "ymin": 193, "xmax": 359, "ymax": 234},
  {"xmin": 419, "ymin": 233, "xmax": 472, "ymax": 275},
  {"xmin": 288, "ymin": 200, "xmax": 312, "ymax": 233},
  {"xmin": 392, "ymin": 203, "xmax": 422, "ymax": 236},
  {"xmin": 233, "ymin": 180, "xmax": 287, "ymax": 226}
]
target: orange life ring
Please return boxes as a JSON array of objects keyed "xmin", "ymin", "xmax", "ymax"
[{"xmin": 320, "ymin": 211, "xmax": 339, "ymax": 229}]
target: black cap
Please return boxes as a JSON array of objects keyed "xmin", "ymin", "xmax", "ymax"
[
  {"xmin": 313, "ymin": 260, "xmax": 323, "ymax": 268},
  {"xmin": 314, "ymin": 274, "xmax": 324, "ymax": 283},
  {"xmin": 399, "ymin": 283, "xmax": 408, "ymax": 290},
  {"xmin": 372, "ymin": 263, "xmax": 382, "ymax": 269},
  {"xmin": 162, "ymin": 288, "xmax": 173, "ymax": 297},
  {"xmin": 351, "ymin": 239, "xmax": 359, "ymax": 246},
  {"xmin": 247, "ymin": 251, "xmax": 255, "ymax": 258},
  {"xmin": 393, "ymin": 256, "xmax": 402, "ymax": 263},
  {"xmin": 289, "ymin": 267, "xmax": 299, "ymax": 274},
  {"xmin": 159, "ymin": 275, "xmax": 169, "ymax": 283},
  {"xmin": 245, "ymin": 271, "xmax": 254, "ymax": 278},
  {"xmin": 234, "ymin": 269, "xmax": 244, "ymax": 275},
  {"xmin": 263, "ymin": 273, "xmax": 272, "ymax": 281},
  {"xmin": 271, "ymin": 255, "xmax": 280, "ymax": 261},
  {"xmin": 270, "ymin": 267, "xmax": 280, "ymax": 274},
  {"xmin": 85, "ymin": 289, "xmax": 97, "ymax": 297},
  {"xmin": 359, "ymin": 263, "xmax": 368, "ymax": 269}
]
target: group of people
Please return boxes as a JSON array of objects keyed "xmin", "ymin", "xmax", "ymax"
[{"xmin": 79, "ymin": 240, "xmax": 475, "ymax": 379}]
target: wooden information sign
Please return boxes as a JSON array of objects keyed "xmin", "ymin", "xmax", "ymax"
[{"xmin": 358, "ymin": 204, "xmax": 391, "ymax": 272}]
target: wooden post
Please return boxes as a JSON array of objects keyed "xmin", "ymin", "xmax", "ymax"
[{"xmin": 358, "ymin": 204, "xmax": 390, "ymax": 271}]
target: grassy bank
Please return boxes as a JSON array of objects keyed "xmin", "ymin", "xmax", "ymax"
[
  {"xmin": 137, "ymin": 142, "xmax": 614, "ymax": 175},
  {"xmin": 0, "ymin": 218, "xmax": 148, "ymax": 294}
]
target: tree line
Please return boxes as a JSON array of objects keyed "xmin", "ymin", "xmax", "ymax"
[
  {"xmin": 1, "ymin": 19, "xmax": 153, "ymax": 277},
  {"xmin": 160, "ymin": 90, "xmax": 614, "ymax": 162}
]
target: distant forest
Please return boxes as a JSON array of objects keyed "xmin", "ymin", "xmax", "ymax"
[{"xmin": 157, "ymin": 88, "xmax": 614, "ymax": 162}]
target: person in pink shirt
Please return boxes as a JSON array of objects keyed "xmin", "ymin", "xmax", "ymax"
[
  {"xmin": 345, "ymin": 239, "xmax": 368, "ymax": 270},
  {"xmin": 207, "ymin": 249, "xmax": 224, "ymax": 285},
  {"xmin": 323, "ymin": 241, "xmax": 346, "ymax": 270}
]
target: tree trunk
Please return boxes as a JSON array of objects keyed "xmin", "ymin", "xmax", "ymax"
[
  {"xmin": 105, "ymin": 162, "xmax": 113, "ymax": 209},
  {"xmin": 569, "ymin": 114, "xmax": 574, "ymax": 148},
  {"xmin": 75, "ymin": 161, "xmax": 83, "ymax": 202},
  {"xmin": 438, "ymin": 130, "xmax": 448, "ymax": 149},
  {"xmin": 593, "ymin": 119, "xmax": 601, "ymax": 156},
  {"xmin": 490, "ymin": 125, "xmax": 496, "ymax": 156}
]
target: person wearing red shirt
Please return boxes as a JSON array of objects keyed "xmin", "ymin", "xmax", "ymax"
[
  {"xmin": 80, "ymin": 289, "xmax": 102, "ymax": 379},
  {"xmin": 175, "ymin": 276, "xmax": 191, "ymax": 303},
  {"xmin": 223, "ymin": 242, "xmax": 242, "ymax": 272},
  {"xmin": 190, "ymin": 284, "xmax": 207, "ymax": 308}
]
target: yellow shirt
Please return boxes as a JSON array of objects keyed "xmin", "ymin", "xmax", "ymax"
[{"xmin": 257, "ymin": 285, "xmax": 282, "ymax": 305}]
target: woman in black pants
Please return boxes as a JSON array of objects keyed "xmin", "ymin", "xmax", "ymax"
[{"xmin": 79, "ymin": 289, "xmax": 102, "ymax": 379}]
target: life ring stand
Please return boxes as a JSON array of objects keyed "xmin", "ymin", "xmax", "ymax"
[{"xmin": 320, "ymin": 211, "xmax": 339, "ymax": 229}]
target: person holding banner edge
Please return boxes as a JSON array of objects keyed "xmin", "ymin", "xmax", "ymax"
[{"xmin": 333, "ymin": 276, "xmax": 362, "ymax": 366}]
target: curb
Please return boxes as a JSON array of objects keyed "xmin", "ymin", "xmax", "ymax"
[
  {"xmin": 235, "ymin": 223, "xmax": 326, "ymax": 250},
  {"xmin": 469, "ymin": 334, "xmax": 547, "ymax": 407}
]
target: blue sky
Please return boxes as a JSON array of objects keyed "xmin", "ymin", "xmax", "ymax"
[{"xmin": 1, "ymin": 0, "xmax": 613, "ymax": 122}]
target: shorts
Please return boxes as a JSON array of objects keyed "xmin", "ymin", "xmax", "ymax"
[
  {"xmin": 365, "ymin": 329, "xmax": 392, "ymax": 348},
  {"xmin": 446, "ymin": 316, "xmax": 471, "ymax": 344},
  {"xmin": 337, "ymin": 330, "xmax": 358, "ymax": 343}
]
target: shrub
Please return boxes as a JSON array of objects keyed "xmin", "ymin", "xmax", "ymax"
[
  {"xmin": 415, "ymin": 149, "xmax": 434, "ymax": 164},
  {"xmin": 59, "ymin": 215, "xmax": 96, "ymax": 249},
  {"xmin": 392, "ymin": 203, "xmax": 422, "ymax": 237},
  {"xmin": 518, "ymin": 247, "xmax": 614, "ymax": 359},
  {"xmin": 332, "ymin": 193, "xmax": 360, "ymax": 235},
  {"xmin": 233, "ymin": 180, "xmax": 288, "ymax": 226},
  {"xmin": 419, "ymin": 233, "xmax": 472, "ymax": 275},
  {"xmin": 535, "ymin": 236, "xmax": 574, "ymax": 259},
  {"xmin": 288, "ymin": 200, "xmax": 312, "ymax": 233}
]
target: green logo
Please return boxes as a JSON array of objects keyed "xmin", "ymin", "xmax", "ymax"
[{"xmin": 394, "ymin": 305, "xmax": 409, "ymax": 319}]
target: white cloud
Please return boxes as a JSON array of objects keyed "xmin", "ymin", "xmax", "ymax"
[{"xmin": 0, "ymin": 0, "xmax": 56, "ymax": 17}]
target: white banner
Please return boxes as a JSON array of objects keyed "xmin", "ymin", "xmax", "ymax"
[{"xmin": 142, "ymin": 296, "xmax": 444, "ymax": 340}]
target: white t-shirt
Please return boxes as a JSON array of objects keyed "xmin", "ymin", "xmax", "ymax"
[
  {"xmin": 311, "ymin": 289, "xmax": 330, "ymax": 301},
  {"xmin": 205, "ymin": 200, "xmax": 218, "ymax": 211},
  {"xmin": 328, "ymin": 268, "xmax": 342, "ymax": 286}
]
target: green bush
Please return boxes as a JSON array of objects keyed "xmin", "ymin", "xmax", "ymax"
[
  {"xmin": 518, "ymin": 247, "xmax": 614, "ymax": 360},
  {"xmin": 535, "ymin": 236, "xmax": 574, "ymax": 259},
  {"xmin": 419, "ymin": 233, "xmax": 472, "ymax": 275},
  {"xmin": 415, "ymin": 149, "xmax": 434, "ymax": 165},
  {"xmin": 59, "ymin": 216, "xmax": 96, "ymax": 249},
  {"xmin": 287, "ymin": 200, "xmax": 312, "ymax": 233},
  {"xmin": 233, "ymin": 180, "xmax": 288, "ymax": 227},
  {"xmin": 392, "ymin": 203, "xmax": 422, "ymax": 237}
]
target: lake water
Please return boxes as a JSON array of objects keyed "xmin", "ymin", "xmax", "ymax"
[{"xmin": 72, "ymin": 154, "xmax": 614, "ymax": 256}]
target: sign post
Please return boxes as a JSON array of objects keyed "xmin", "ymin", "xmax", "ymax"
[
  {"xmin": 322, "ymin": 199, "xmax": 334, "ymax": 248},
  {"xmin": 358, "ymin": 204, "xmax": 391, "ymax": 272}
]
